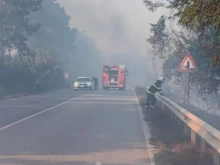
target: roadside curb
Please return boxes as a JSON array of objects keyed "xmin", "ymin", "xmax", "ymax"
[{"xmin": 134, "ymin": 91, "xmax": 155, "ymax": 165}]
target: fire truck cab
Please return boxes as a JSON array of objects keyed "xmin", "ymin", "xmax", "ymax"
[{"xmin": 102, "ymin": 64, "xmax": 129, "ymax": 90}]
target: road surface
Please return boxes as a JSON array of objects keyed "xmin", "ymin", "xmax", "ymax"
[{"xmin": 0, "ymin": 89, "xmax": 152, "ymax": 165}]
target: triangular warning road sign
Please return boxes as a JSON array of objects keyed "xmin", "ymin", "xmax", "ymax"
[{"xmin": 178, "ymin": 53, "xmax": 196, "ymax": 72}]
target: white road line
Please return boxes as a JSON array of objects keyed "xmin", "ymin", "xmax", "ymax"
[
  {"xmin": 134, "ymin": 91, "xmax": 155, "ymax": 165},
  {"xmin": 0, "ymin": 89, "xmax": 72, "ymax": 101},
  {"xmin": 84, "ymin": 94, "xmax": 135, "ymax": 98},
  {"xmin": 0, "ymin": 106, "xmax": 33, "ymax": 108},
  {"xmin": 0, "ymin": 94, "xmax": 87, "ymax": 132},
  {"xmin": 95, "ymin": 162, "xmax": 102, "ymax": 165},
  {"xmin": 71, "ymin": 102, "xmax": 136, "ymax": 105}
]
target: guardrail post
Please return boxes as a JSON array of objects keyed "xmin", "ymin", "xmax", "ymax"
[
  {"xmin": 213, "ymin": 149, "xmax": 220, "ymax": 165},
  {"xmin": 200, "ymin": 138, "xmax": 206, "ymax": 153},
  {"xmin": 191, "ymin": 129, "xmax": 196, "ymax": 144}
]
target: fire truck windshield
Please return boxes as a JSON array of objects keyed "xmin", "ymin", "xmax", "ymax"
[{"xmin": 109, "ymin": 70, "xmax": 118, "ymax": 76}]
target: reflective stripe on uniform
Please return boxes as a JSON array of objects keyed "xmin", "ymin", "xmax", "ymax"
[
  {"xmin": 152, "ymin": 83, "xmax": 159, "ymax": 89},
  {"xmin": 153, "ymin": 83, "xmax": 162, "ymax": 91},
  {"xmin": 147, "ymin": 90, "xmax": 154, "ymax": 95}
]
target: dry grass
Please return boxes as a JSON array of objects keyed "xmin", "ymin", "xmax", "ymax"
[{"xmin": 154, "ymin": 144, "xmax": 213, "ymax": 165}]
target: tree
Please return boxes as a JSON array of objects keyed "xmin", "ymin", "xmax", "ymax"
[
  {"xmin": 161, "ymin": 26, "xmax": 220, "ymax": 95},
  {"xmin": 0, "ymin": 0, "xmax": 103, "ymax": 93},
  {"xmin": 28, "ymin": 0, "xmax": 77, "ymax": 57},
  {"xmin": 169, "ymin": 0, "xmax": 220, "ymax": 30},
  {"xmin": 147, "ymin": 15, "xmax": 167, "ymax": 58},
  {"xmin": 27, "ymin": 0, "xmax": 78, "ymax": 87},
  {"xmin": 0, "ymin": 0, "xmax": 43, "ymax": 93},
  {"xmin": 144, "ymin": 0, "xmax": 220, "ymax": 109},
  {"xmin": 143, "ymin": 0, "xmax": 220, "ymax": 29},
  {"xmin": 33, "ymin": 48, "xmax": 64, "ymax": 91},
  {"xmin": 0, "ymin": 0, "xmax": 42, "ymax": 56},
  {"xmin": 146, "ymin": 16, "xmax": 168, "ymax": 77},
  {"xmin": 26, "ymin": 0, "xmax": 78, "ymax": 89},
  {"xmin": 66, "ymin": 31, "xmax": 104, "ymax": 84},
  {"xmin": 143, "ymin": 0, "xmax": 164, "ymax": 12}
]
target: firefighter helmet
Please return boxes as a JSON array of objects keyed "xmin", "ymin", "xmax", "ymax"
[{"xmin": 158, "ymin": 75, "xmax": 165, "ymax": 82}]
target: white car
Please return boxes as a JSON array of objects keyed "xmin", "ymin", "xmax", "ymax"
[{"xmin": 73, "ymin": 77, "xmax": 93, "ymax": 90}]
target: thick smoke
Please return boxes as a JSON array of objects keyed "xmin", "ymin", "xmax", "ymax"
[{"xmin": 57, "ymin": 0, "xmax": 167, "ymax": 88}]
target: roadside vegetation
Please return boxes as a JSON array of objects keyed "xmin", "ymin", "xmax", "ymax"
[
  {"xmin": 0, "ymin": 0, "xmax": 103, "ymax": 97},
  {"xmin": 143, "ymin": 0, "xmax": 220, "ymax": 114},
  {"xmin": 135, "ymin": 86, "xmax": 213, "ymax": 165}
]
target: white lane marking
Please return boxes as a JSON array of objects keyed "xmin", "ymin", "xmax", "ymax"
[
  {"xmin": 0, "ymin": 106, "xmax": 34, "ymax": 108},
  {"xmin": 0, "ymin": 89, "xmax": 75, "ymax": 101},
  {"xmin": 0, "ymin": 94, "xmax": 87, "ymax": 132},
  {"xmin": 71, "ymin": 101, "xmax": 136, "ymax": 105},
  {"xmin": 95, "ymin": 162, "xmax": 102, "ymax": 165},
  {"xmin": 84, "ymin": 94, "xmax": 135, "ymax": 98},
  {"xmin": 134, "ymin": 91, "xmax": 155, "ymax": 165}
]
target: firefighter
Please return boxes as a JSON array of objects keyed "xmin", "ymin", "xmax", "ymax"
[
  {"xmin": 92, "ymin": 76, "xmax": 96, "ymax": 90},
  {"xmin": 96, "ymin": 78, "xmax": 98, "ymax": 90},
  {"xmin": 95, "ymin": 77, "xmax": 98, "ymax": 90},
  {"xmin": 145, "ymin": 76, "xmax": 165, "ymax": 109},
  {"xmin": 92, "ymin": 76, "xmax": 98, "ymax": 90}
]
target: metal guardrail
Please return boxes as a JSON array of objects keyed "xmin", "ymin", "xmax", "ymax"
[{"xmin": 141, "ymin": 86, "xmax": 220, "ymax": 165}]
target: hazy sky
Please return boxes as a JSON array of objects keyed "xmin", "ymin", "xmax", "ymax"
[{"xmin": 57, "ymin": 0, "xmax": 168, "ymax": 58}]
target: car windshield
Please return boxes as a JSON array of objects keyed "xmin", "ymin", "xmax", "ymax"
[{"xmin": 76, "ymin": 78, "xmax": 90, "ymax": 82}]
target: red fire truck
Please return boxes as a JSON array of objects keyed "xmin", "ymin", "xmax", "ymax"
[{"xmin": 102, "ymin": 65, "xmax": 129, "ymax": 90}]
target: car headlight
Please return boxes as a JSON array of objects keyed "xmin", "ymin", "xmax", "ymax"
[
  {"xmin": 87, "ymin": 82, "xmax": 92, "ymax": 86},
  {"xmin": 74, "ymin": 82, "xmax": 79, "ymax": 87}
]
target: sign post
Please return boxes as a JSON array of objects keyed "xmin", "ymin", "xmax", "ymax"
[
  {"xmin": 64, "ymin": 72, "xmax": 69, "ymax": 79},
  {"xmin": 178, "ymin": 53, "xmax": 196, "ymax": 110}
]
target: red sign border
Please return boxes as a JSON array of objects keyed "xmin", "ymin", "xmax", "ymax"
[{"xmin": 178, "ymin": 53, "xmax": 196, "ymax": 73}]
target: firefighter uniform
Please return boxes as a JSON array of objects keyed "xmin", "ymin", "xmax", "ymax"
[
  {"xmin": 92, "ymin": 77, "xmax": 98, "ymax": 90},
  {"xmin": 146, "ymin": 76, "xmax": 165, "ymax": 108},
  {"xmin": 95, "ymin": 78, "xmax": 98, "ymax": 90}
]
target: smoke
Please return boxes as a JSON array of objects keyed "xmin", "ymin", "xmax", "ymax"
[{"xmin": 57, "ymin": 0, "xmax": 168, "ymax": 87}]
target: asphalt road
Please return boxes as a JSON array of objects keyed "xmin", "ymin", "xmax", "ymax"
[{"xmin": 0, "ymin": 89, "xmax": 152, "ymax": 165}]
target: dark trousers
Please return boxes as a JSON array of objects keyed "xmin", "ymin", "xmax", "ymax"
[
  {"xmin": 146, "ymin": 93, "xmax": 156, "ymax": 106},
  {"xmin": 96, "ymin": 81, "xmax": 98, "ymax": 90},
  {"xmin": 95, "ymin": 81, "xmax": 98, "ymax": 90},
  {"xmin": 94, "ymin": 80, "xmax": 98, "ymax": 90},
  {"xmin": 94, "ymin": 82, "xmax": 96, "ymax": 90}
]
